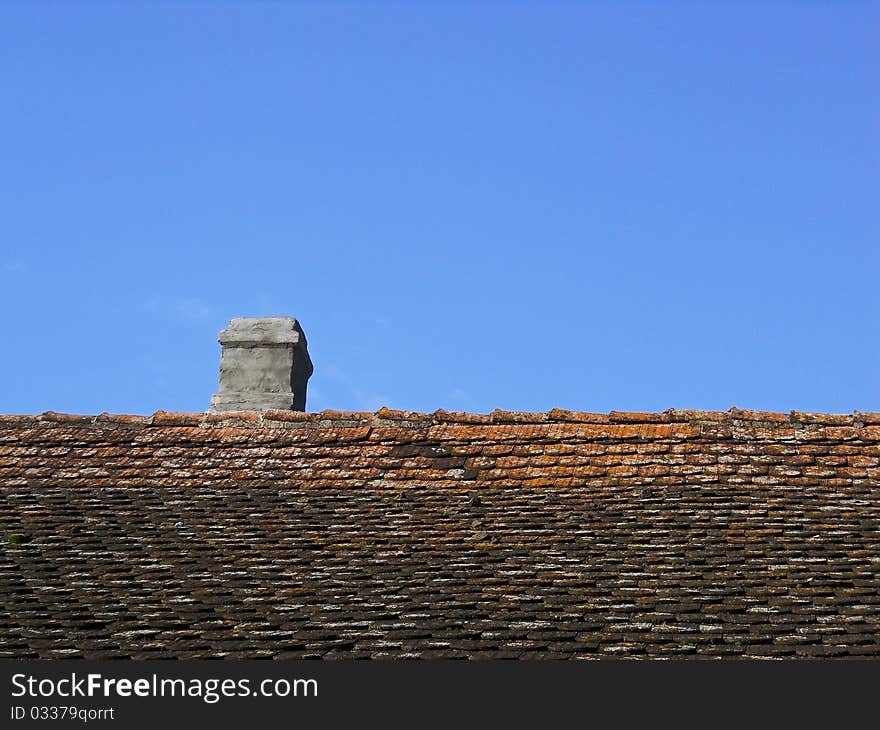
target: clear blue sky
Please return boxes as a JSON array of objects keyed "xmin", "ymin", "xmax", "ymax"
[{"xmin": 1, "ymin": 2, "xmax": 876, "ymax": 416}]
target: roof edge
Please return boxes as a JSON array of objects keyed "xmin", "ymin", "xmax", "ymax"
[{"xmin": 1, "ymin": 407, "xmax": 878, "ymax": 431}]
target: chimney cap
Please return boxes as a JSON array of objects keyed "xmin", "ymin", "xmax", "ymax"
[{"xmin": 219, "ymin": 316, "xmax": 307, "ymax": 347}]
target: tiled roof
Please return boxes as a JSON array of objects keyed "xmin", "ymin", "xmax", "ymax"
[{"xmin": 2, "ymin": 408, "xmax": 879, "ymax": 659}]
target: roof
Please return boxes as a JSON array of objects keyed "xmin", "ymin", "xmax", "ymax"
[{"xmin": 2, "ymin": 407, "xmax": 879, "ymax": 659}]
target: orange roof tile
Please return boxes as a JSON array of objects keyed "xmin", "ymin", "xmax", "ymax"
[{"xmin": 0, "ymin": 407, "xmax": 878, "ymax": 659}]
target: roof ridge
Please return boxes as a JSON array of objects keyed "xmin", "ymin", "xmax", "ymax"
[{"xmin": 0, "ymin": 408, "xmax": 878, "ymax": 430}]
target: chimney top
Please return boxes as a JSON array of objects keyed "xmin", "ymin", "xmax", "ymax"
[{"xmin": 209, "ymin": 316, "xmax": 313, "ymax": 413}]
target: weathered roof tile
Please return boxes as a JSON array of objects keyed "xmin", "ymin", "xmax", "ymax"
[{"xmin": 1, "ymin": 407, "xmax": 878, "ymax": 659}]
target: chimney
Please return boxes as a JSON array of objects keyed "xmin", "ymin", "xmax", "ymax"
[{"xmin": 210, "ymin": 316, "xmax": 313, "ymax": 413}]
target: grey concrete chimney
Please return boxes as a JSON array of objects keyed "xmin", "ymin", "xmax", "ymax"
[{"xmin": 210, "ymin": 316, "xmax": 313, "ymax": 413}]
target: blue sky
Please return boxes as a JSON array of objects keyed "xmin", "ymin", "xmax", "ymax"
[{"xmin": 1, "ymin": 2, "xmax": 876, "ymax": 415}]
